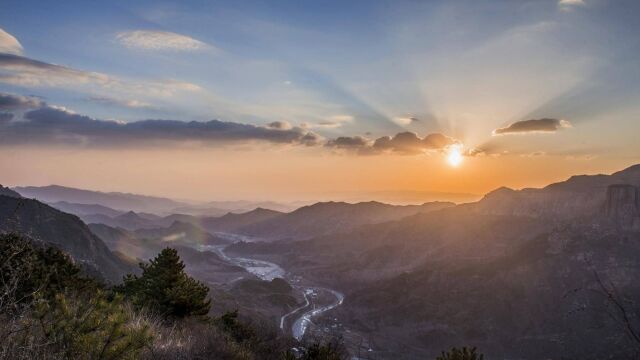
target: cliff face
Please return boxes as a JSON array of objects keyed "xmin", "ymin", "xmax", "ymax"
[{"xmin": 605, "ymin": 184, "xmax": 640, "ymax": 230}]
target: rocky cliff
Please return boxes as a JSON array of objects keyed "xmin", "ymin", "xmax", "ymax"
[{"xmin": 605, "ymin": 184, "xmax": 640, "ymax": 230}]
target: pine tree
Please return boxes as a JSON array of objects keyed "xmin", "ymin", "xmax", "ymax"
[{"xmin": 120, "ymin": 247, "xmax": 211, "ymax": 318}]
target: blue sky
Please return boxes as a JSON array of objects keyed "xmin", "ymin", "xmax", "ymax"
[{"xmin": 1, "ymin": 0, "xmax": 639, "ymax": 200}]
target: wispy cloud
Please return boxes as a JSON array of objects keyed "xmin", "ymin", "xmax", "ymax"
[
  {"xmin": 559, "ymin": 0, "xmax": 586, "ymax": 11},
  {"xmin": 392, "ymin": 116, "xmax": 419, "ymax": 126},
  {"xmin": 310, "ymin": 115, "xmax": 354, "ymax": 129},
  {"xmin": 116, "ymin": 30, "xmax": 211, "ymax": 51},
  {"xmin": 0, "ymin": 53, "xmax": 202, "ymax": 98},
  {"xmin": 493, "ymin": 118, "xmax": 572, "ymax": 135},
  {"xmin": 87, "ymin": 96, "xmax": 153, "ymax": 109},
  {"xmin": 0, "ymin": 28, "xmax": 23, "ymax": 55},
  {"xmin": 559, "ymin": 0, "xmax": 585, "ymax": 6}
]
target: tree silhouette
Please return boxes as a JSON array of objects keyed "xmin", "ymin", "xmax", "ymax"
[{"xmin": 120, "ymin": 247, "xmax": 210, "ymax": 318}]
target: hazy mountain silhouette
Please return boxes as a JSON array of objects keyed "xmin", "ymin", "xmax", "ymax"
[
  {"xmin": 13, "ymin": 185, "xmax": 188, "ymax": 213},
  {"xmin": 49, "ymin": 201, "xmax": 125, "ymax": 217},
  {"xmin": 238, "ymin": 201, "xmax": 455, "ymax": 240},
  {"xmin": 199, "ymin": 207, "xmax": 284, "ymax": 233}
]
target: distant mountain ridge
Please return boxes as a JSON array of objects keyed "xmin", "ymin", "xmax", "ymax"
[
  {"xmin": 474, "ymin": 164, "xmax": 640, "ymax": 222},
  {"xmin": 238, "ymin": 200, "xmax": 456, "ymax": 240},
  {"xmin": 14, "ymin": 185, "xmax": 188, "ymax": 214},
  {"xmin": 49, "ymin": 201, "xmax": 125, "ymax": 217}
]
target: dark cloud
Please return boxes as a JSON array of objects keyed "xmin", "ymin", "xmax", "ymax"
[
  {"xmin": 493, "ymin": 118, "xmax": 571, "ymax": 135},
  {"xmin": 325, "ymin": 136, "xmax": 370, "ymax": 148},
  {"xmin": 266, "ymin": 121, "xmax": 292, "ymax": 130},
  {"xmin": 0, "ymin": 106, "xmax": 322, "ymax": 147},
  {"xmin": 326, "ymin": 131, "xmax": 458, "ymax": 155},
  {"xmin": 373, "ymin": 132, "xmax": 458, "ymax": 154},
  {"xmin": 0, "ymin": 92, "xmax": 45, "ymax": 110}
]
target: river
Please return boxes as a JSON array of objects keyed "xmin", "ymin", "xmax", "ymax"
[{"xmin": 200, "ymin": 235, "xmax": 344, "ymax": 341}]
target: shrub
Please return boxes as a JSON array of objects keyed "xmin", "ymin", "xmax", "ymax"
[
  {"xmin": 436, "ymin": 346, "xmax": 484, "ymax": 360},
  {"xmin": 32, "ymin": 291, "xmax": 154, "ymax": 359}
]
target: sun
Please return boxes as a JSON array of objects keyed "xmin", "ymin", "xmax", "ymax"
[{"xmin": 446, "ymin": 144, "xmax": 463, "ymax": 167}]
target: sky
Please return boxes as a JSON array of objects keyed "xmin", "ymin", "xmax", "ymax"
[{"xmin": 1, "ymin": 0, "xmax": 639, "ymax": 202}]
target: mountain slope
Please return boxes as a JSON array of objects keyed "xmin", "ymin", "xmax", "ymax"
[{"xmin": 0, "ymin": 195, "xmax": 134, "ymax": 282}]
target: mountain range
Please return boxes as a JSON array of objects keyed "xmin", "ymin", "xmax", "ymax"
[{"xmin": 225, "ymin": 164, "xmax": 640, "ymax": 359}]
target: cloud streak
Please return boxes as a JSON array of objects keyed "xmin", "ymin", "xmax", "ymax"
[
  {"xmin": 0, "ymin": 53, "xmax": 202, "ymax": 98},
  {"xmin": 0, "ymin": 28, "xmax": 23, "ymax": 55},
  {"xmin": 116, "ymin": 30, "xmax": 211, "ymax": 51},
  {"xmin": 492, "ymin": 118, "xmax": 572, "ymax": 135}
]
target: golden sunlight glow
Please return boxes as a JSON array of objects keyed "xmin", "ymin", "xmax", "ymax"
[{"xmin": 446, "ymin": 145, "xmax": 463, "ymax": 167}]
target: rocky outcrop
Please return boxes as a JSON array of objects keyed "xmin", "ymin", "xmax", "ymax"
[{"xmin": 604, "ymin": 184, "xmax": 640, "ymax": 230}]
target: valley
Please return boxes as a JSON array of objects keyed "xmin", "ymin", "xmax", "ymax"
[
  {"xmin": 3, "ymin": 164, "xmax": 640, "ymax": 358},
  {"xmin": 204, "ymin": 233, "xmax": 347, "ymax": 342}
]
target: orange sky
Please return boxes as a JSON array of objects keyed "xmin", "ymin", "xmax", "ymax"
[{"xmin": 2, "ymin": 146, "xmax": 636, "ymax": 203}]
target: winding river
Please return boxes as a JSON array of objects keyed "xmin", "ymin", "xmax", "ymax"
[{"xmin": 201, "ymin": 235, "xmax": 344, "ymax": 340}]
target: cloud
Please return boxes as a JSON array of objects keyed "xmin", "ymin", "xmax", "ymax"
[
  {"xmin": 87, "ymin": 96, "xmax": 152, "ymax": 109},
  {"xmin": 0, "ymin": 28, "xmax": 23, "ymax": 55},
  {"xmin": 266, "ymin": 121, "xmax": 292, "ymax": 130},
  {"xmin": 326, "ymin": 131, "xmax": 459, "ymax": 155},
  {"xmin": 325, "ymin": 136, "xmax": 370, "ymax": 149},
  {"xmin": 116, "ymin": 30, "xmax": 210, "ymax": 51},
  {"xmin": 0, "ymin": 106, "xmax": 322, "ymax": 148},
  {"xmin": 492, "ymin": 118, "xmax": 572, "ymax": 135},
  {"xmin": 0, "ymin": 53, "xmax": 201, "ymax": 97},
  {"xmin": 559, "ymin": 0, "xmax": 585, "ymax": 6},
  {"xmin": 559, "ymin": 0, "xmax": 585, "ymax": 11},
  {"xmin": 392, "ymin": 116, "xmax": 419, "ymax": 126},
  {"xmin": 0, "ymin": 92, "xmax": 45, "ymax": 110},
  {"xmin": 313, "ymin": 115, "xmax": 354, "ymax": 129},
  {"xmin": 373, "ymin": 132, "xmax": 458, "ymax": 154}
]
